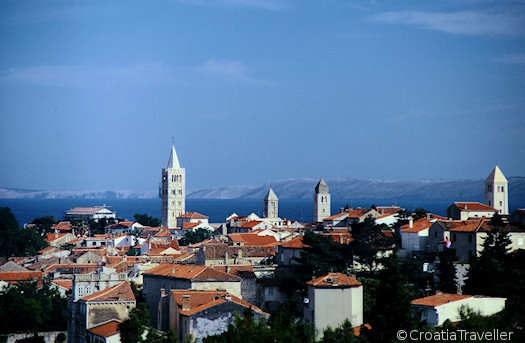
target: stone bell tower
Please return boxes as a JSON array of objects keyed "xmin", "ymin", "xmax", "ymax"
[
  {"xmin": 314, "ymin": 179, "xmax": 331, "ymax": 223},
  {"xmin": 484, "ymin": 165, "xmax": 508, "ymax": 215},
  {"xmin": 160, "ymin": 145, "xmax": 185, "ymax": 228}
]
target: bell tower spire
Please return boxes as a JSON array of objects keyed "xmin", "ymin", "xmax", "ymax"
[{"xmin": 161, "ymin": 143, "xmax": 185, "ymax": 228}]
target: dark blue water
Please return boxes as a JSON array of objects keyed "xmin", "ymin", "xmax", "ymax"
[{"xmin": 0, "ymin": 198, "xmax": 455, "ymax": 226}]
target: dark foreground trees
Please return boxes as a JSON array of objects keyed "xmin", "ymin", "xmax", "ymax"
[
  {"xmin": 0, "ymin": 207, "xmax": 48, "ymax": 257},
  {"xmin": 0, "ymin": 281, "xmax": 67, "ymax": 334}
]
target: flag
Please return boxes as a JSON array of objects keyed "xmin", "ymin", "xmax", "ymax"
[{"xmin": 445, "ymin": 236, "xmax": 451, "ymax": 248}]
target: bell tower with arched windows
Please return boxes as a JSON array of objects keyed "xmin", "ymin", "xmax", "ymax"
[
  {"xmin": 314, "ymin": 179, "xmax": 331, "ymax": 223},
  {"xmin": 484, "ymin": 165, "xmax": 508, "ymax": 215},
  {"xmin": 160, "ymin": 145, "xmax": 185, "ymax": 228}
]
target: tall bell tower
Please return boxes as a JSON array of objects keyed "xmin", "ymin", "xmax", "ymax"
[
  {"xmin": 160, "ymin": 145, "xmax": 185, "ymax": 228},
  {"xmin": 484, "ymin": 166, "xmax": 508, "ymax": 215},
  {"xmin": 314, "ymin": 179, "xmax": 331, "ymax": 223}
]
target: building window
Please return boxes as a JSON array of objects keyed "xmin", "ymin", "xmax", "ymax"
[{"xmin": 499, "ymin": 201, "xmax": 503, "ymax": 206}]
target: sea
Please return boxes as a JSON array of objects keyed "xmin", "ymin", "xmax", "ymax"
[{"xmin": 0, "ymin": 198, "xmax": 455, "ymax": 226}]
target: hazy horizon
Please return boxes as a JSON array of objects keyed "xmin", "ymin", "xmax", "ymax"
[{"xmin": 2, "ymin": 0, "xmax": 524, "ymax": 192}]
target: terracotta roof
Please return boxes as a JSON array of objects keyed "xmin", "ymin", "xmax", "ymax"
[
  {"xmin": 119, "ymin": 221, "xmax": 133, "ymax": 227},
  {"xmin": 145, "ymin": 264, "xmax": 240, "ymax": 281},
  {"xmin": 46, "ymin": 233, "xmax": 71, "ymax": 242},
  {"xmin": 178, "ymin": 212, "xmax": 209, "ymax": 219},
  {"xmin": 52, "ymin": 221, "xmax": 72, "ymax": 231},
  {"xmin": 280, "ymin": 236, "xmax": 308, "ymax": 249},
  {"xmin": 0, "ymin": 271, "xmax": 42, "ymax": 281},
  {"xmin": 87, "ymin": 320, "xmax": 121, "ymax": 338},
  {"xmin": 201, "ymin": 243, "xmax": 276, "ymax": 259},
  {"xmin": 51, "ymin": 279, "xmax": 73, "ymax": 290},
  {"xmin": 44, "ymin": 263, "xmax": 99, "ymax": 274},
  {"xmin": 81, "ymin": 281, "xmax": 135, "ymax": 302},
  {"xmin": 323, "ymin": 212, "xmax": 348, "ymax": 221},
  {"xmin": 154, "ymin": 230, "xmax": 171, "ymax": 238},
  {"xmin": 228, "ymin": 233, "xmax": 277, "ymax": 246},
  {"xmin": 321, "ymin": 232, "xmax": 353, "ymax": 244},
  {"xmin": 347, "ymin": 208, "xmax": 371, "ymax": 218},
  {"xmin": 182, "ymin": 222, "xmax": 200, "ymax": 229},
  {"xmin": 307, "ymin": 273, "xmax": 361, "ymax": 287},
  {"xmin": 411, "ymin": 293, "xmax": 472, "ymax": 307},
  {"xmin": 240, "ymin": 220, "xmax": 264, "ymax": 229},
  {"xmin": 169, "ymin": 289, "xmax": 268, "ymax": 316},
  {"xmin": 375, "ymin": 206, "xmax": 402, "ymax": 215},
  {"xmin": 453, "ymin": 202, "xmax": 496, "ymax": 212},
  {"xmin": 401, "ymin": 218, "xmax": 433, "ymax": 233},
  {"xmin": 212, "ymin": 265, "xmax": 255, "ymax": 278}
]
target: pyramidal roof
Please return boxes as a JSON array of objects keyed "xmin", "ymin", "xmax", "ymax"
[
  {"xmin": 315, "ymin": 179, "xmax": 329, "ymax": 193},
  {"xmin": 167, "ymin": 145, "xmax": 181, "ymax": 169},
  {"xmin": 486, "ymin": 166, "xmax": 507, "ymax": 183},
  {"xmin": 264, "ymin": 188, "xmax": 278, "ymax": 201}
]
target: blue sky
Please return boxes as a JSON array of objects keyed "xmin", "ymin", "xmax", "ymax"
[{"xmin": 1, "ymin": 0, "xmax": 524, "ymax": 192}]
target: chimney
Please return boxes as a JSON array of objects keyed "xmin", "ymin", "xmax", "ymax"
[
  {"xmin": 226, "ymin": 264, "xmax": 230, "ymax": 274},
  {"xmin": 409, "ymin": 217, "xmax": 413, "ymax": 228},
  {"xmin": 426, "ymin": 213, "xmax": 431, "ymax": 220},
  {"xmin": 182, "ymin": 295, "xmax": 191, "ymax": 311},
  {"xmin": 160, "ymin": 288, "xmax": 166, "ymax": 297},
  {"xmin": 225, "ymin": 251, "xmax": 229, "ymax": 264},
  {"xmin": 340, "ymin": 208, "xmax": 344, "ymax": 213}
]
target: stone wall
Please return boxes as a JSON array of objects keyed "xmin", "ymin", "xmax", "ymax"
[{"xmin": 4, "ymin": 331, "xmax": 66, "ymax": 343}]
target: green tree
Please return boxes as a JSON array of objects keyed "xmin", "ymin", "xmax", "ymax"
[
  {"xmin": 413, "ymin": 208, "xmax": 428, "ymax": 220},
  {"xmin": 133, "ymin": 213, "xmax": 161, "ymax": 227},
  {"xmin": 321, "ymin": 320, "xmax": 356, "ymax": 343},
  {"xmin": 464, "ymin": 226, "xmax": 511, "ymax": 297},
  {"xmin": 437, "ymin": 248, "xmax": 457, "ymax": 293},
  {"xmin": 179, "ymin": 228, "xmax": 213, "ymax": 246},
  {"xmin": 350, "ymin": 216, "xmax": 390, "ymax": 272},
  {"xmin": 0, "ymin": 208, "xmax": 48, "ymax": 257},
  {"xmin": 119, "ymin": 303, "xmax": 150, "ymax": 343},
  {"xmin": 363, "ymin": 256, "xmax": 419, "ymax": 343},
  {"xmin": 31, "ymin": 216, "xmax": 57, "ymax": 235},
  {"xmin": 0, "ymin": 280, "xmax": 67, "ymax": 334}
]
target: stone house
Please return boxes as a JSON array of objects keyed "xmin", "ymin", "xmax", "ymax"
[
  {"xmin": 400, "ymin": 217, "xmax": 435, "ymax": 254},
  {"xmin": 276, "ymin": 236, "xmax": 306, "ymax": 266},
  {"xmin": 303, "ymin": 273, "xmax": 363, "ymax": 340},
  {"xmin": 195, "ymin": 243, "xmax": 276, "ymax": 266},
  {"xmin": 411, "ymin": 293, "xmax": 506, "ymax": 327},
  {"xmin": 427, "ymin": 219, "xmax": 525, "ymax": 261},
  {"xmin": 447, "ymin": 202, "xmax": 496, "ymax": 221},
  {"xmin": 143, "ymin": 264, "xmax": 242, "ymax": 329},
  {"xmin": 159, "ymin": 289, "xmax": 269, "ymax": 342},
  {"xmin": 67, "ymin": 281, "xmax": 135, "ymax": 343}
]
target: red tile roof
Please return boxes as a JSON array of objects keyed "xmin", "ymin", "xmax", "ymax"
[
  {"xmin": 347, "ymin": 209, "xmax": 371, "ymax": 218},
  {"xmin": 51, "ymin": 279, "xmax": 73, "ymax": 290},
  {"xmin": 81, "ymin": 281, "xmax": 135, "ymax": 302},
  {"xmin": 280, "ymin": 236, "xmax": 308, "ymax": 249},
  {"xmin": 321, "ymin": 232, "xmax": 353, "ymax": 244},
  {"xmin": 145, "ymin": 264, "xmax": 240, "ymax": 281},
  {"xmin": 178, "ymin": 212, "xmax": 209, "ymax": 219},
  {"xmin": 46, "ymin": 233, "xmax": 71, "ymax": 242},
  {"xmin": 87, "ymin": 320, "xmax": 121, "ymax": 338},
  {"xmin": 401, "ymin": 218, "xmax": 433, "ymax": 233},
  {"xmin": 0, "ymin": 271, "xmax": 42, "ymax": 281},
  {"xmin": 240, "ymin": 220, "xmax": 264, "ymax": 229},
  {"xmin": 323, "ymin": 212, "xmax": 347, "ymax": 221},
  {"xmin": 307, "ymin": 272, "xmax": 361, "ymax": 288},
  {"xmin": 411, "ymin": 293, "xmax": 472, "ymax": 307},
  {"xmin": 169, "ymin": 289, "xmax": 268, "ymax": 316},
  {"xmin": 453, "ymin": 202, "xmax": 496, "ymax": 212},
  {"xmin": 154, "ymin": 230, "xmax": 171, "ymax": 238},
  {"xmin": 52, "ymin": 221, "xmax": 72, "ymax": 231},
  {"xmin": 182, "ymin": 222, "xmax": 200, "ymax": 229},
  {"xmin": 228, "ymin": 233, "xmax": 277, "ymax": 246}
]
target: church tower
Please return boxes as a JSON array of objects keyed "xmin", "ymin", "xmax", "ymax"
[
  {"xmin": 160, "ymin": 145, "xmax": 185, "ymax": 228},
  {"xmin": 314, "ymin": 179, "xmax": 331, "ymax": 223},
  {"xmin": 484, "ymin": 166, "xmax": 508, "ymax": 215},
  {"xmin": 264, "ymin": 188, "xmax": 279, "ymax": 219}
]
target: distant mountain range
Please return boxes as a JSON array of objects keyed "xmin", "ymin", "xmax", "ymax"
[
  {"xmin": 2, "ymin": 177, "xmax": 525, "ymax": 206},
  {"xmin": 0, "ymin": 188, "xmax": 156, "ymax": 200},
  {"xmin": 187, "ymin": 177, "xmax": 525, "ymax": 205}
]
